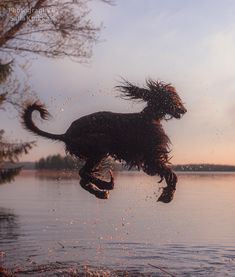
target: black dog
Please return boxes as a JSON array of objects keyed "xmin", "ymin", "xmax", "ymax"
[{"xmin": 22, "ymin": 79, "xmax": 186, "ymax": 203}]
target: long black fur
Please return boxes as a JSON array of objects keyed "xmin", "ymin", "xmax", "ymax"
[{"xmin": 22, "ymin": 79, "xmax": 186, "ymax": 203}]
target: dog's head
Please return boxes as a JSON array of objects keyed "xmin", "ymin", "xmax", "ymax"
[
  {"xmin": 118, "ymin": 79, "xmax": 187, "ymax": 120},
  {"xmin": 145, "ymin": 79, "xmax": 187, "ymax": 119}
]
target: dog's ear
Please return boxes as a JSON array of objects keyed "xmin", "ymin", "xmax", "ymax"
[
  {"xmin": 116, "ymin": 80, "xmax": 149, "ymax": 101},
  {"xmin": 146, "ymin": 79, "xmax": 174, "ymax": 96}
]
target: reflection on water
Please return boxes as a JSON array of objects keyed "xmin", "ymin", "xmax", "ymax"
[
  {"xmin": 0, "ymin": 167, "xmax": 22, "ymax": 185},
  {"xmin": 0, "ymin": 208, "xmax": 19, "ymax": 242},
  {"xmin": 0, "ymin": 171, "xmax": 234, "ymax": 276},
  {"xmin": 35, "ymin": 169, "xmax": 80, "ymax": 180}
]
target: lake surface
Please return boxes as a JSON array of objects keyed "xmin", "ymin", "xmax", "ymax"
[{"xmin": 0, "ymin": 171, "xmax": 235, "ymax": 276}]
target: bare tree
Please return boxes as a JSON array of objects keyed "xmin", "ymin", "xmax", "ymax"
[
  {"xmin": 0, "ymin": 0, "xmax": 113, "ymax": 107},
  {"xmin": 0, "ymin": 0, "xmax": 113, "ymax": 61}
]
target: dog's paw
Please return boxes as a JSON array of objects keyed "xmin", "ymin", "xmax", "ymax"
[
  {"xmin": 95, "ymin": 190, "xmax": 109, "ymax": 199},
  {"xmin": 157, "ymin": 186, "xmax": 176, "ymax": 203}
]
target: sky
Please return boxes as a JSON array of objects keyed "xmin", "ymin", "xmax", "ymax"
[{"xmin": 1, "ymin": 0, "xmax": 235, "ymax": 164}]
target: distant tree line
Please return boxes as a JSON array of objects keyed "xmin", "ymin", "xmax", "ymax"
[
  {"xmin": 35, "ymin": 157, "xmax": 235, "ymax": 172},
  {"xmin": 36, "ymin": 154, "xmax": 83, "ymax": 170},
  {"xmin": 173, "ymin": 164, "xmax": 235, "ymax": 172}
]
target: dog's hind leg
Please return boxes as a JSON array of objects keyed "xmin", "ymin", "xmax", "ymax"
[
  {"xmin": 87, "ymin": 170, "xmax": 114, "ymax": 190},
  {"xmin": 79, "ymin": 158, "xmax": 114, "ymax": 199},
  {"xmin": 80, "ymin": 178, "xmax": 109, "ymax": 199},
  {"xmin": 143, "ymin": 161, "xmax": 177, "ymax": 203}
]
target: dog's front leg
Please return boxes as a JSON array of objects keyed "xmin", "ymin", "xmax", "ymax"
[
  {"xmin": 157, "ymin": 165, "xmax": 177, "ymax": 203},
  {"xmin": 143, "ymin": 161, "xmax": 177, "ymax": 203}
]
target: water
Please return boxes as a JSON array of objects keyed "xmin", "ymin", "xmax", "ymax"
[{"xmin": 0, "ymin": 171, "xmax": 235, "ymax": 276}]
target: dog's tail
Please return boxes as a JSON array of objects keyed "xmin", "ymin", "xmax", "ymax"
[{"xmin": 22, "ymin": 101, "xmax": 65, "ymax": 141}]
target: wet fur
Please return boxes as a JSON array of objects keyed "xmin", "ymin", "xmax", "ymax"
[{"xmin": 22, "ymin": 79, "xmax": 187, "ymax": 203}]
